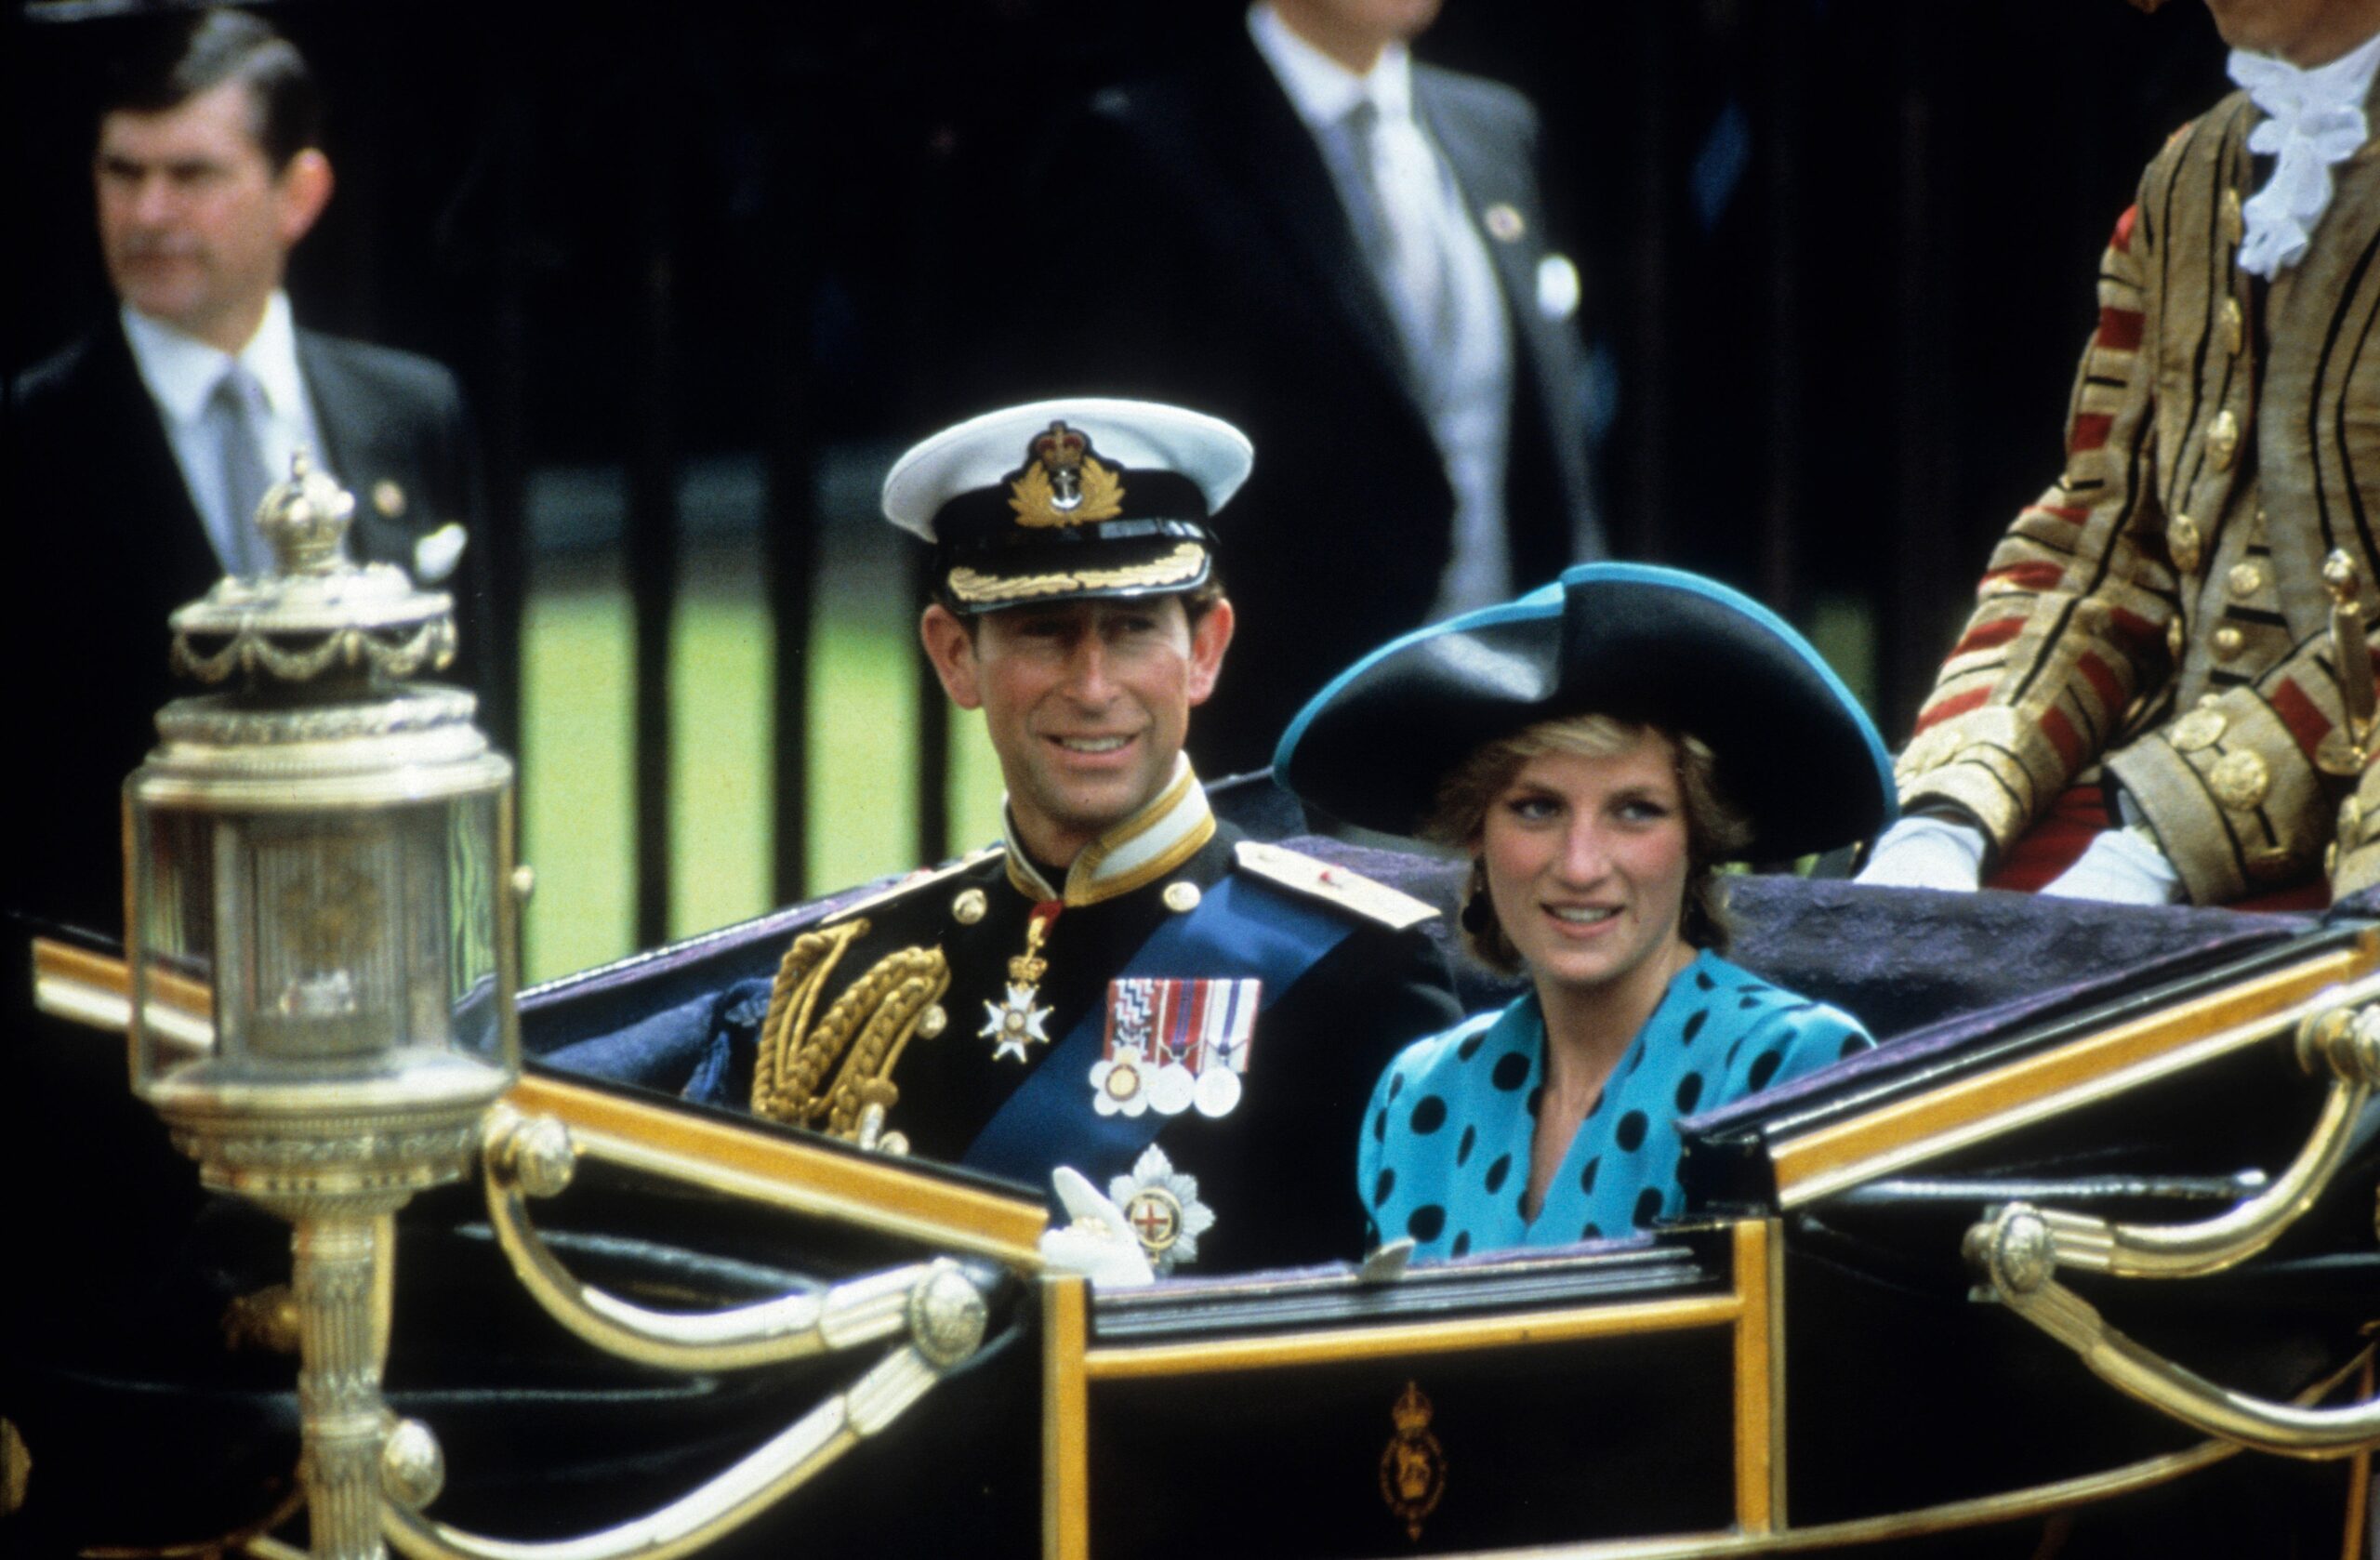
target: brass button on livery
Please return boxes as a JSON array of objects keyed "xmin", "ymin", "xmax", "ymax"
[
  {"xmin": 2211, "ymin": 625, "xmax": 2245, "ymax": 660},
  {"xmin": 2206, "ymin": 408, "xmax": 2240, "ymax": 471},
  {"xmin": 2170, "ymin": 706, "xmax": 2227, "ymax": 752},
  {"xmin": 2220, "ymin": 297, "xmax": 2244, "ymax": 356},
  {"xmin": 2210, "ymin": 748, "xmax": 2270, "ymax": 811},
  {"xmin": 2166, "ymin": 513, "xmax": 2203, "ymax": 575},
  {"xmin": 2227, "ymin": 562, "xmax": 2265, "ymax": 598},
  {"xmin": 951, "ymin": 888, "xmax": 986, "ymax": 925}
]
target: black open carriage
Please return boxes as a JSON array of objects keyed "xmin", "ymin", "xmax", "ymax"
[{"xmin": 11, "ymin": 774, "xmax": 2378, "ymax": 1558}]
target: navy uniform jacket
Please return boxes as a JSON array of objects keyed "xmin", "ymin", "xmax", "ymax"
[
  {"xmin": 972, "ymin": 31, "xmax": 1602, "ymax": 774},
  {"xmin": 555, "ymin": 783, "xmax": 1462, "ymax": 1276},
  {"xmin": 7, "ymin": 317, "xmax": 484, "ymax": 934}
]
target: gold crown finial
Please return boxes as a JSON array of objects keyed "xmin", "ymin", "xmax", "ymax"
[{"xmin": 256, "ymin": 449, "xmax": 357, "ymax": 578}]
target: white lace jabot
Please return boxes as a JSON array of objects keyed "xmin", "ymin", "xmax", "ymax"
[{"xmin": 2228, "ymin": 31, "xmax": 2380, "ymax": 277}]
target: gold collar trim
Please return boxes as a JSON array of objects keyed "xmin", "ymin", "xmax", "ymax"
[{"xmin": 1003, "ymin": 756, "xmax": 1214, "ymax": 907}]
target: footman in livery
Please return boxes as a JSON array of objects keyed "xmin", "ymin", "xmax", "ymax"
[
  {"xmin": 1860, "ymin": 0, "xmax": 2380, "ymax": 909},
  {"xmin": 562, "ymin": 398, "xmax": 1461, "ymax": 1275}
]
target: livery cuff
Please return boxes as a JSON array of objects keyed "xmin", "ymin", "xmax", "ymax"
[
  {"xmin": 2331, "ymin": 764, "xmax": 2380, "ymax": 897},
  {"xmin": 2101, "ymin": 694, "xmax": 2326, "ymax": 906}
]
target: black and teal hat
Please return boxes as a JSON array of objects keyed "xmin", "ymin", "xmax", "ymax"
[
  {"xmin": 1273, "ymin": 562, "xmax": 1896, "ymax": 857},
  {"xmin": 882, "ymin": 397, "xmax": 1252, "ymax": 612}
]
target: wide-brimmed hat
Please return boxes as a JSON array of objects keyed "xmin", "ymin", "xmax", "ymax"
[
  {"xmin": 1273, "ymin": 562, "xmax": 1896, "ymax": 858},
  {"xmin": 882, "ymin": 397, "xmax": 1252, "ymax": 612}
]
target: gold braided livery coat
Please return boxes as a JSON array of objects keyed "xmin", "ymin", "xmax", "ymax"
[{"xmin": 1897, "ymin": 89, "xmax": 2380, "ymax": 904}]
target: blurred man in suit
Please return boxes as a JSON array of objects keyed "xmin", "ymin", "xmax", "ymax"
[
  {"xmin": 991, "ymin": 0, "xmax": 1603, "ymax": 778},
  {"xmin": 8, "ymin": 7, "xmax": 483, "ymax": 934}
]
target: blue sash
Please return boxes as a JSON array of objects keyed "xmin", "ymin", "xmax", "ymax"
[{"xmin": 960, "ymin": 871, "xmax": 1355, "ymax": 1189}]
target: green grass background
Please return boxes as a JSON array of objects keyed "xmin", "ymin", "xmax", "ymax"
[{"xmin": 518, "ymin": 561, "xmax": 1005, "ymax": 982}]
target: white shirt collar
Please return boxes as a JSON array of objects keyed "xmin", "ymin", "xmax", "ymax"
[
  {"xmin": 1248, "ymin": 1, "xmax": 1414, "ymax": 129},
  {"xmin": 121, "ymin": 291, "xmax": 308, "ymax": 427}
]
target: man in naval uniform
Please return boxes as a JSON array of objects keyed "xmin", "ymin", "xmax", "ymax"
[
  {"xmin": 601, "ymin": 399, "xmax": 1461, "ymax": 1276},
  {"xmin": 1859, "ymin": 0, "xmax": 2380, "ymax": 908}
]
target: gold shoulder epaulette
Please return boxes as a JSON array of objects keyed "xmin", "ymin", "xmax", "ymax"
[
  {"xmin": 823, "ymin": 845, "xmax": 1004, "ymax": 927},
  {"xmin": 1231, "ymin": 840, "xmax": 1439, "ymax": 931}
]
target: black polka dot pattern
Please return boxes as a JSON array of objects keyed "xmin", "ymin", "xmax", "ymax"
[{"xmin": 1356, "ymin": 953, "xmax": 1873, "ymax": 1268}]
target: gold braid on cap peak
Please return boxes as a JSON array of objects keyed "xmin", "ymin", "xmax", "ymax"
[{"xmin": 945, "ymin": 541, "xmax": 1207, "ymax": 606}]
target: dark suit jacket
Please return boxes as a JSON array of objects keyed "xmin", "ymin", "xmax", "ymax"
[
  {"xmin": 7, "ymin": 316, "xmax": 485, "ymax": 934},
  {"xmin": 978, "ymin": 34, "xmax": 1602, "ymax": 776}
]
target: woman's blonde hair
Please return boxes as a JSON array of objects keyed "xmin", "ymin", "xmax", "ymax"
[{"xmin": 1422, "ymin": 714, "xmax": 1753, "ymax": 973}]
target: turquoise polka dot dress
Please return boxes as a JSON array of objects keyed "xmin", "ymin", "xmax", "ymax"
[{"xmin": 1357, "ymin": 950, "xmax": 1871, "ymax": 1260}]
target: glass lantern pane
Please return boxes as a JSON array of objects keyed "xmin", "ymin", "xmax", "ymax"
[{"xmin": 129, "ymin": 800, "xmax": 220, "ymax": 1090}]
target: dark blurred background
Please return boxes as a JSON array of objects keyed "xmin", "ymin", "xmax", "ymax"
[{"xmin": 5, "ymin": 0, "xmax": 2235, "ymax": 969}]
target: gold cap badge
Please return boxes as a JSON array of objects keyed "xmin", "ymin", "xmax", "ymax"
[{"xmin": 1009, "ymin": 421, "xmax": 1124, "ymax": 528}]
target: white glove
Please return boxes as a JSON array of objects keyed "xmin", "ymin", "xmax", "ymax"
[
  {"xmin": 2041, "ymin": 827, "xmax": 2184, "ymax": 906},
  {"xmin": 1854, "ymin": 815, "xmax": 1989, "ymax": 892},
  {"xmin": 1036, "ymin": 1166, "xmax": 1156, "ymax": 1288}
]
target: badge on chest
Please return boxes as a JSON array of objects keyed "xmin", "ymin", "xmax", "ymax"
[{"xmin": 1089, "ymin": 976, "xmax": 1260, "ymax": 1118}]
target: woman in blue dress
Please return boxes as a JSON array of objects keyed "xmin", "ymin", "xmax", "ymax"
[{"xmin": 1273, "ymin": 563, "xmax": 1897, "ymax": 1261}]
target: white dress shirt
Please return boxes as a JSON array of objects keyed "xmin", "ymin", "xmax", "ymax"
[
  {"xmin": 121, "ymin": 290, "xmax": 330, "ymax": 575},
  {"xmin": 1249, "ymin": 2, "xmax": 1516, "ymax": 619}
]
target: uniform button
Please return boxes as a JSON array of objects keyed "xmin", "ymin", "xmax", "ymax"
[
  {"xmin": 2228, "ymin": 562, "xmax": 2265, "ymax": 597},
  {"xmin": 2221, "ymin": 188, "xmax": 2245, "ymax": 246},
  {"xmin": 1162, "ymin": 881, "xmax": 1202, "ymax": 913},
  {"xmin": 2206, "ymin": 408, "xmax": 2241, "ymax": 471},
  {"xmin": 2221, "ymin": 297, "xmax": 2244, "ymax": 356},
  {"xmin": 952, "ymin": 888, "xmax": 986, "ymax": 925},
  {"xmin": 916, "ymin": 1003, "xmax": 947, "ymax": 1038},
  {"xmin": 2166, "ymin": 617, "xmax": 2187, "ymax": 658},
  {"xmin": 2210, "ymin": 748, "xmax": 2269, "ymax": 811},
  {"xmin": 2170, "ymin": 706, "xmax": 2227, "ymax": 751},
  {"xmin": 2167, "ymin": 513, "xmax": 2203, "ymax": 575},
  {"xmin": 2212, "ymin": 625, "xmax": 2245, "ymax": 660}
]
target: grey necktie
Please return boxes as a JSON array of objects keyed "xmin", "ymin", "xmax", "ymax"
[
  {"xmin": 207, "ymin": 364, "xmax": 273, "ymax": 575},
  {"xmin": 1345, "ymin": 96, "xmax": 1460, "ymax": 391}
]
